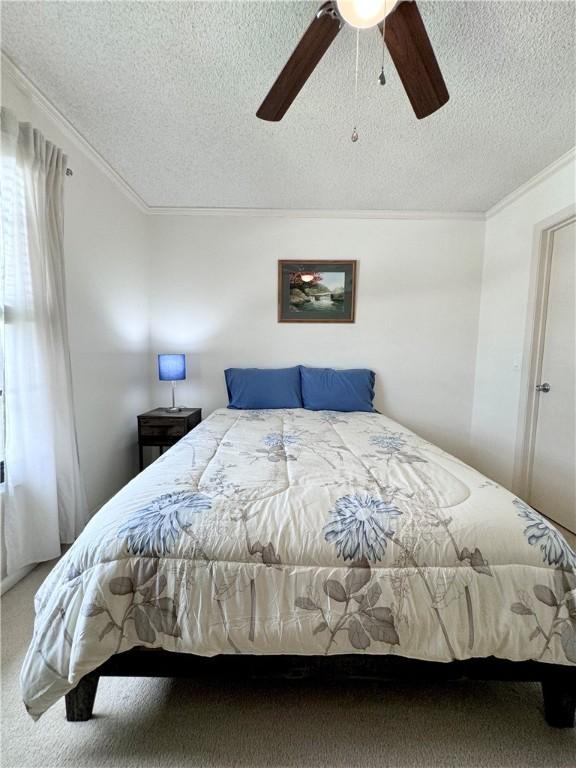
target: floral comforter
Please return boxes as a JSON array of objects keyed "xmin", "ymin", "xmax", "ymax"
[{"xmin": 22, "ymin": 408, "xmax": 576, "ymax": 718}]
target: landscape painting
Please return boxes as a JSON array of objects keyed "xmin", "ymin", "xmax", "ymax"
[{"xmin": 278, "ymin": 260, "xmax": 357, "ymax": 323}]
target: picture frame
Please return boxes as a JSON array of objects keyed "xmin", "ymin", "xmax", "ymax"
[{"xmin": 278, "ymin": 260, "xmax": 357, "ymax": 323}]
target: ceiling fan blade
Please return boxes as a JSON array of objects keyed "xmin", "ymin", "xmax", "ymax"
[
  {"xmin": 257, "ymin": 2, "xmax": 343, "ymax": 122},
  {"xmin": 382, "ymin": 0, "xmax": 449, "ymax": 119}
]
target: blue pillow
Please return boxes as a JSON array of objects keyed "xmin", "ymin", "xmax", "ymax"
[
  {"xmin": 300, "ymin": 366, "xmax": 375, "ymax": 412},
  {"xmin": 225, "ymin": 367, "xmax": 303, "ymax": 409}
]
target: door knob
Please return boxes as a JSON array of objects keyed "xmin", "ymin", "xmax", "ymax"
[{"xmin": 536, "ymin": 382, "xmax": 551, "ymax": 393}]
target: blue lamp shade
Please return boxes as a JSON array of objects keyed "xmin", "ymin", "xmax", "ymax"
[{"xmin": 158, "ymin": 354, "xmax": 186, "ymax": 382}]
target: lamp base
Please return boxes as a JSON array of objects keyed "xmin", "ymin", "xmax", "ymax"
[{"xmin": 164, "ymin": 380, "xmax": 183, "ymax": 412}]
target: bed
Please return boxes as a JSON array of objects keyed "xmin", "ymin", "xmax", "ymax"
[{"xmin": 21, "ymin": 408, "xmax": 576, "ymax": 726}]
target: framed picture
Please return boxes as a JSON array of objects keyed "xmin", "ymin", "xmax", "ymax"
[{"xmin": 278, "ymin": 260, "xmax": 357, "ymax": 323}]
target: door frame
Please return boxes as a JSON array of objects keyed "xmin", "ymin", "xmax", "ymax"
[{"xmin": 513, "ymin": 205, "xmax": 576, "ymax": 501}]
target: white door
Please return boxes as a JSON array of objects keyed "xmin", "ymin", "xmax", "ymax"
[{"xmin": 530, "ymin": 220, "xmax": 575, "ymax": 533}]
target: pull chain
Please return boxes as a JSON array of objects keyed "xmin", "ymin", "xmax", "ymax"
[
  {"xmin": 351, "ymin": 29, "xmax": 359, "ymax": 142},
  {"xmin": 379, "ymin": 16, "xmax": 386, "ymax": 85}
]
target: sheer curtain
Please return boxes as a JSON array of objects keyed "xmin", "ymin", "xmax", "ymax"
[{"xmin": 1, "ymin": 107, "xmax": 88, "ymax": 575}]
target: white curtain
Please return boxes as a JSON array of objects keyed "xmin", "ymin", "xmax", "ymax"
[{"xmin": 1, "ymin": 107, "xmax": 88, "ymax": 575}]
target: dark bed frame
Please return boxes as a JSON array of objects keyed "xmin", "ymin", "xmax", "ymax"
[{"xmin": 65, "ymin": 648, "xmax": 576, "ymax": 728}]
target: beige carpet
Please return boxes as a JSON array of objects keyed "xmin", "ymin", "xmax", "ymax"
[{"xmin": 1, "ymin": 562, "xmax": 575, "ymax": 768}]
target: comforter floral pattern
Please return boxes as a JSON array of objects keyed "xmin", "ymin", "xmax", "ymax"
[{"xmin": 22, "ymin": 408, "xmax": 576, "ymax": 718}]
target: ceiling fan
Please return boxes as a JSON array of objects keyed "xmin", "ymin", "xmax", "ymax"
[{"xmin": 256, "ymin": 0, "xmax": 449, "ymax": 122}]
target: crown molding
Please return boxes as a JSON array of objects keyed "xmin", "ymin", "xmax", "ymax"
[
  {"xmin": 3, "ymin": 52, "xmax": 571, "ymax": 223},
  {"xmin": 146, "ymin": 206, "xmax": 486, "ymax": 221},
  {"xmin": 1, "ymin": 51, "xmax": 148, "ymax": 213},
  {"xmin": 486, "ymin": 147, "xmax": 576, "ymax": 220},
  {"xmin": 1, "ymin": 53, "xmax": 485, "ymax": 222}
]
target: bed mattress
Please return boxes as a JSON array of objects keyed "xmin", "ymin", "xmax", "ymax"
[{"xmin": 21, "ymin": 408, "xmax": 576, "ymax": 718}]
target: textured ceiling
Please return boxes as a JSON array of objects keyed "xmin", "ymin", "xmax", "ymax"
[{"xmin": 2, "ymin": 1, "xmax": 575, "ymax": 211}]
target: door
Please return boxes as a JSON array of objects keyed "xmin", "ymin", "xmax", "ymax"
[{"xmin": 529, "ymin": 220, "xmax": 575, "ymax": 533}]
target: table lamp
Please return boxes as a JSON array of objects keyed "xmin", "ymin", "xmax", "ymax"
[{"xmin": 158, "ymin": 354, "xmax": 186, "ymax": 412}]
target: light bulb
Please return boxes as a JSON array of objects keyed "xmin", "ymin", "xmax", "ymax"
[
  {"xmin": 336, "ymin": 0, "xmax": 389, "ymax": 29},
  {"xmin": 300, "ymin": 274, "xmax": 314, "ymax": 283}
]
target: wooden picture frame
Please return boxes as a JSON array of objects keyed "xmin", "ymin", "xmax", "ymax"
[{"xmin": 278, "ymin": 260, "xmax": 357, "ymax": 323}]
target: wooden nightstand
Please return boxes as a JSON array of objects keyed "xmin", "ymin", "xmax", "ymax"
[{"xmin": 137, "ymin": 408, "xmax": 201, "ymax": 471}]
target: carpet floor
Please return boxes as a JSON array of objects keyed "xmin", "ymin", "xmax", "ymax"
[{"xmin": 1, "ymin": 561, "xmax": 575, "ymax": 768}]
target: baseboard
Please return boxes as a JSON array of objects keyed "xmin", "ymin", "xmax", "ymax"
[{"xmin": 1, "ymin": 563, "xmax": 36, "ymax": 596}]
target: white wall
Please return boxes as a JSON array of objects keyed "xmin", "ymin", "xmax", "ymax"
[
  {"xmin": 3, "ymin": 55, "xmax": 574, "ymax": 534},
  {"xmin": 470, "ymin": 156, "xmax": 576, "ymax": 488},
  {"xmin": 1, "ymin": 70, "xmax": 151, "ymax": 515},
  {"xmin": 148, "ymin": 215, "xmax": 485, "ymax": 462}
]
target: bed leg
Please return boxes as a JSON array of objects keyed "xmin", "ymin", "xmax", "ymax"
[
  {"xmin": 541, "ymin": 678, "xmax": 576, "ymax": 728},
  {"xmin": 65, "ymin": 673, "xmax": 99, "ymax": 721}
]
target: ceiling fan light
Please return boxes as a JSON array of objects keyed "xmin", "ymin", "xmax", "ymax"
[{"xmin": 336, "ymin": 0, "xmax": 389, "ymax": 29}]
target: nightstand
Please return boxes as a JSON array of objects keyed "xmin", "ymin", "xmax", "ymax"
[{"xmin": 137, "ymin": 408, "xmax": 201, "ymax": 471}]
